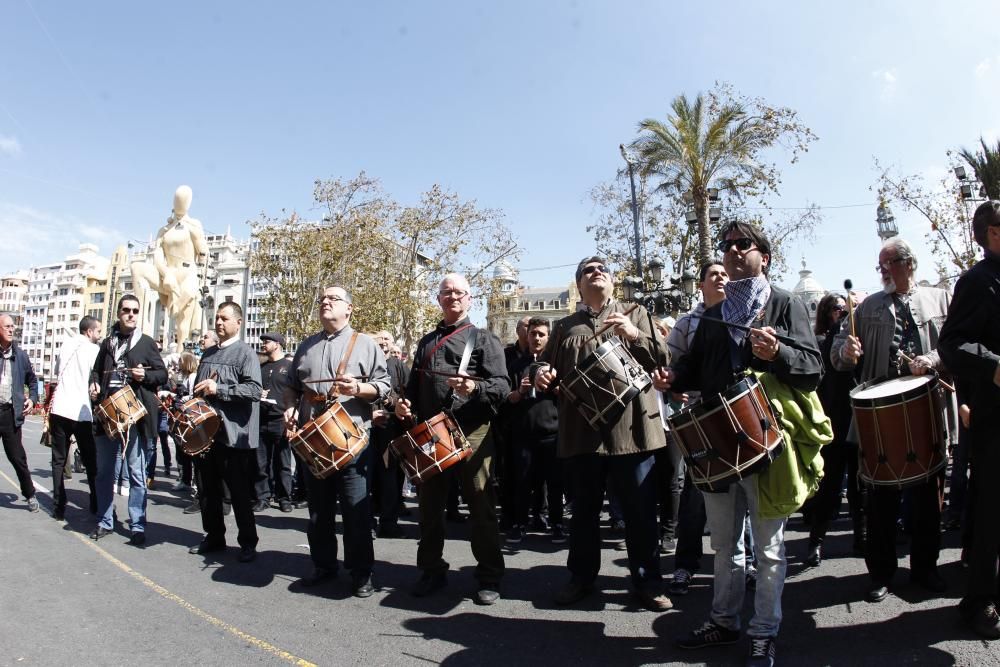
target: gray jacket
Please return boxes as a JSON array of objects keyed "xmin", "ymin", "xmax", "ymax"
[{"xmin": 195, "ymin": 340, "xmax": 262, "ymax": 449}]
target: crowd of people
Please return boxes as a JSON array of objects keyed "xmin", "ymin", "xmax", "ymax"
[{"xmin": 2, "ymin": 205, "xmax": 1000, "ymax": 666}]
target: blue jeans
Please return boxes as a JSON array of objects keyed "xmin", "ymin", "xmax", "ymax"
[
  {"xmin": 95, "ymin": 430, "xmax": 149, "ymax": 532},
  {"xmin": 702, "ymin": 474, "xmax": 786, "ymax": 638},
  {"xmin": 566, "ymin": 451, "xmax": 661, "ymax": 590},
  {"xmin": 305, "ymin": 443, "xmax": 373, "ymax": 578}
]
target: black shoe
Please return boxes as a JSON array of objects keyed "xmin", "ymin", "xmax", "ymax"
[
  {"xmin": 411, "ymin": 571, "xmax": 448, "ymax": 597},
  {"xmin": 506, "ymin": 525, "xmax": 524, "ymax": 545},
  {"xmin": 660, "ymin": 535, "xmax": 677, "ymax": 555},
  {"xmin": 352, "ymin": 574, "xmax": 376, "ymax": 598},
  {"xmin": 446, "ymin": 510, "xmax": 466, "ymax": 523},
  {"xmin": 476, "ymin": 583, "xmax": 500, "ymax": 606},
  {"xmin": 676, "ymin": 620, "xmax": 740, "ymax": 649},
  {"xmin": 911, "ymin": 570, "xmax": 947, "ymax": 594},
  {"xmin": 806, "ymin": 543, "xmax": 821, "ymax": 567},
  {"xmin": 129, "ymin": 532, "xmax": 146, "ymax": 547},
  {"xmin": 747, "ymin": 635, "xmax": 777, "ymax": 667},
  {"xmin": 189, "ymin": 540, "xmax": 226, "ymax": 555},
  {"xmin": 634, "ymin": 587, "xmax": 673, "ymax": 612},
  {"xmin": 279, "ymin": 500, "xmax": 294, "ymax": 513},
  {"xmin": 293, "ymin": 498, "xmax": 309, "ymax": 509},
  {"xmin": 53, "ymin": 508, "xmax": 65, "ymax": 521},
  {"xmin": 300, "ymin": 567, "xmax": 337, "ymax": 587},
  {"xmin": 551, "ymin": 524, "xmax": 568, "ymax": 544},
  {"xmin": 967, "ymin": 602, "xmax": 1000, "ymax": 639},
  {"xmin": 238, "ymin": 547, "xmax": 257, "ymax": 563},
  {"xmin": 251, "ymin": 500, "xmax": 269, "ymax": 512},
  {"xmin": 554, "ymin": 579, "xmax": 594, "ymax": 606},
  {"xmin": 670, "ymin": 569, "xmax": 692, "ymax": 596},
  {"xmin": 183, "ymin": 499, "xmax": 201, "ymax": 514},
  {"xmin": 867, "ymin": 585, "xmax": 889, "ymax": 603},
  {"xmin": 377, "ymin": 523, "xmax": 404, "ymax": 538},
  {"xmin": 90, "ymin": 526, "xmax": 112, "ymax": 540}
]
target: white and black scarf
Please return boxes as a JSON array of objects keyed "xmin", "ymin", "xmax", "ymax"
[{"xmin": 721, "ymin": 276, "xmax": 771, "ymax": 345}]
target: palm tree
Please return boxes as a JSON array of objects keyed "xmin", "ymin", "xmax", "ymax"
[
  {"xmin": 631, "ymin": 94, "xmax": 771, "ymax": 265},
  {"xmin": 958, "ymin": 137, "xmax": 1000, "ymax": 200}
]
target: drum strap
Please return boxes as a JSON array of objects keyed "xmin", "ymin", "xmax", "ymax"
[
  {"xmin": 422, "ymin": 323, "xmax": 475, "ymax": 374},
  {"xmin": 336, "ymin": 332, "xmax": 360, "ymax": 377}
]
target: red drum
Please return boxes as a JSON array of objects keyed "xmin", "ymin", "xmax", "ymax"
[
  {"xmin": 389, "ymin": 412, "xmax": 471, "ymax": 484},
  {"xmin": 560, "ymin": 338, "xmax": 653, "ymax": 429},
  {"xmin": 290, "ymin": 402, "xmax": 369, "ymax": 479},
  {"xmin": 667, "ymin": 375, "xmax": 785, "ymax": 491},
  {"xmin": 169, "ymin": 398, "xmax": 221, "ymax": 456},
  {"xmin": 850, "ymin": 374, "xmax": 947, "ymax": 488},
  {"xmin": 95, "ymin": 386, "xmax": 148, "ymax": 442}
]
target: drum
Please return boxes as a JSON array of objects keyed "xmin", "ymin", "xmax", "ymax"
[
  {"xmin": 389, "ymin": 412, "xmax": 471, "ymax": 484},
  {"xmin": 95, "ymin": 385, "xmax": 148, "ymax": 442},
  {"xmin": 290, "ymin": 402, "xmax": 369, "ymax": 479},
  {"xmin": 850, "ymin": 374, "xmax": 947, "ymax": 488},
  {"xmin": 560, "ymin": 338, "xmax": 653, "ymax": 428},
  {"xmin": 667, "ymin": 375, "xmax": 785, "ymax": 491},
  {"xmin": 169, "ymin": 398, "xmax": 221, "ymax": 456}
]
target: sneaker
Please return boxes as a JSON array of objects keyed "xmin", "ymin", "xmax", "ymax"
[
  {"xmin": 670, "ymin": 568, "xmax": 692, "ymax": 596},
  {"xmin": 677, "ymin": 621, "xmax": 740, "ymax": 649},
  {"xmin": 551, "ymin": 525, "xmax": 567, "ymax": 544},
  {"xmin": 172, "ymin": 481, "xmax": 190, "ymax": 492},
  {"xmin": 183, "ymin": 499, "xmax": 201, "ymax": 514},
  {"xmin": 660, "ymin": 534, "xmax": 677, "ymax": 555},
  {"xmin": 506, "ymin": 525, "xmax": 524, "ymax": 545},
  {"xmin": 746, "ymin": 636, "xmax": 776, "ymax": 667},
  {"xmin": 26, "ymin": 497, "xmax": 39, "ymax": 513}
]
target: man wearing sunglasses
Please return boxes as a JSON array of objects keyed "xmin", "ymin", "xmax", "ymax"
[
  {"xmin": 534, "ymin": 256, "xmax": 671, "ymax": 613},
  {"xmin": 654, "ymin": 223, "xmax": 822, "ymax": 666},
  {"xmin": 832, "ymin": 237, "xmax": 953, "ymax": 605},
  {"xmin": 88, "ymin": 295, "xmax": 167, "ymax": 546},
  {"xmin": 395, "ymin": 273, "xmax": 510, "ymax": 605}
]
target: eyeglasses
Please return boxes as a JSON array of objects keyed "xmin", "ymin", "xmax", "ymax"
[
  {"xmin": 580, "ymin": 265, "xmax": 609, "ymax": 276},
  {"xmin": 317, "ymin": 295, "xmax": 348, "ymax": 304},
  {"xmin": 438, "ymin": 289, "xmax": 469, "ymax": 299},
  {"xmin": 875, "ymin": 257, "xmax": 908, "ymax": 273},
  {"xmin": 716, "ymin": 238, "xmax": 755, "ymax": 254},
  {"xmin": 120, "ymin": 308, "xmax": 140, "ymax": 315}
]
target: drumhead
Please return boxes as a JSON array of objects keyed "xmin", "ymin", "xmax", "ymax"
[{"xmin": 852, "ymin": 375, "xmax": 932, "ymax": 400}]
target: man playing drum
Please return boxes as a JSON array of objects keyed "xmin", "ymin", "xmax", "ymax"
[
  {"xmin": 832, "ymin": 237, "xmax": 952, "ymax": 604},
  {"xmin": 939, "ymin": 201, "xmax": 1000, "ymax": 638},
  {"xmin": 534, "ymin": 256, "xmax": 671, "ymax": 612},
  {"xmin": 283, "ymin": 287, "xmax": 390, "ymax": 597},
  {"xmin": 88, "ymin": 295, "xmax": 167, "ymax": 545},
  {"xmin": 654, "ymin": 223, "xmax": 821, "ymax": 667},
  {"xmin": 188, "ymin": 301, "xmax": 263, "ymax": 563},
  {"xmin": 394, "ymin": 273, "xmax": 509, "ymax": 605}
]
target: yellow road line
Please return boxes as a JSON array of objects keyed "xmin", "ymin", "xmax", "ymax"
[{"xmin": 0, "ymin": 468, "xmax": 316, "ymax": 667}]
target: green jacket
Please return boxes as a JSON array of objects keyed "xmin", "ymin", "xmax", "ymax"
[{"xmin": 754, "ymin": 370, "xmax": 833, "ymax": 519}]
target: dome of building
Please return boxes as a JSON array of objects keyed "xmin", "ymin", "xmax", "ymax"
[{"xmin": 791, "ymin": 258, "xmax": 826, "ymax": 322}]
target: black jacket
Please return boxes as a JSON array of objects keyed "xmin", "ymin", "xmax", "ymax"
[
  {"xmin": 90, "ymin": 327, "xmax": 167, "ymax": 440},
  {"xmin": 0, "ymin": 342, "xmax": 38, "ymax": 427},
  {"xmin": 671, "ymin": 286, "xmax": 822, "ymax": 396}
]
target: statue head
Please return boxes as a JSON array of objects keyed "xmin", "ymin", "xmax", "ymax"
[{"xmin": 173, "ymin": 185, "xmax": 193, "ymax": 217}]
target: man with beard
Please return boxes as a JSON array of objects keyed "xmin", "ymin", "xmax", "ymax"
[
  {"xmin": 654, "ymin": 223, "xmax": 821, "ymax": 667},
  {"xmin": 832, "ymin": 237, "xmax": 953, "ymax": 603}
]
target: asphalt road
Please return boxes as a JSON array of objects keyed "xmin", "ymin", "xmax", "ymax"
[{"xmin": 0, "ymin": 417, "xmax": 996, "ymax": 666}]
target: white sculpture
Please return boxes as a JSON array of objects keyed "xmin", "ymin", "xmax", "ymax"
[{"xmin": 131, "ymin": 185, "xmax": 209, "ymax": 347}]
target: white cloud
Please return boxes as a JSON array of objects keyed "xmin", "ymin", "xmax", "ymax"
[
  {"xmin": 0, "ymin": 201, "xmax": 126, "ymax": 272},
  {"xmin": 871, "ymin": 67, "xmax": 898, "ymax": 101},
  {"xmin": 0, "ymin": 134, "xmax": 21, "ymax": 157},
  {"xmin": 974, "ymin": 56, "xmax": 1000, "ymax": 80}
]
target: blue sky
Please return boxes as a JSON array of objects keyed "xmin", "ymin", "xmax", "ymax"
[{"xmin": 3, "ymin": 0, "xmax": 999, "ymax": 304}]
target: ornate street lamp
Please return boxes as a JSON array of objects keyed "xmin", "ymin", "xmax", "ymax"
[{"xmin": 875, "ymin": 201, "xmax": 898, "ymax": 241}]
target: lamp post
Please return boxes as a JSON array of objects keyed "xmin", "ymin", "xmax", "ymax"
[
  {"xmin": 624, "ymin": 256, "xmax": 698, "ymax": 316},
  {"xmin": 620, "ymin": 144, "xmax": 643, "ymax": 275},
  {"xmin": 875, "ymin": 200, "xmax": 898, "ymax": 241}
]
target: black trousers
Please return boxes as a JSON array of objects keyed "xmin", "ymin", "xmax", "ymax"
[
  {"xmin": 371, "ymin": 423, "xmax": 403, "ymax": 528},
  {"xmin": 255, "ymin": 422, "xmax": 292, "ymax": 502},
  {"xmin": 512, "ymin": 435, "xmax": 564, "ymax": 527},
  {"xmin": 965, "ymin": 429, "xmax": 1000, "ymax": 607},
  {"xmin": 197, "ymin": 444, "xmax": 258, "ymax": 549},
  {"xmin": 49, "ymin": 413, "xmax": 97, "ymax": 512},
  {"xmin": 809, "ymin": 440, "xmax": 863, "ymax": 545},
  {"xmin": 0, "ymin": 405, "xmax": 34, "ymax": 499},
  {"xmin": 866, "ymin": 472, "xmax": 943, "ymax": 583}
]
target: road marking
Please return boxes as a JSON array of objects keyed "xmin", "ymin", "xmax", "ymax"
[{"xmin": 0, "ymin": 468, "xmax": 317, "ymax": 667}]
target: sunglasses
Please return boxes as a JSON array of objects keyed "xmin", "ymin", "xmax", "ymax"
[
  {"xmin": 581, "ymin": 264, "xmax": 609, "ymax": 276},
  {"xmin": 120, "ymin": 308, "xmax": 140, "ymax": 315},
  {"xmin": 716, "ymin": 238, "xmax": 755, "ymax": 254}
]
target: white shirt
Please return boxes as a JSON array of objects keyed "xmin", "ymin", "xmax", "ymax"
[{"xmin": 51, "ymin": 334, "xmax": 100, "ymax": 422}]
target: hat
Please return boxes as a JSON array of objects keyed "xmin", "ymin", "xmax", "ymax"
[{"xmin": 260, "ymin": 332, "xmax": 285, "ymax": 347}]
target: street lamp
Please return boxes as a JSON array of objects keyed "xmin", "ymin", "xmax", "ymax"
[
  {"xmin": 875, "ymin": 201, "xmax": 898, "ymax": 240},
  {"xmin": 623, "ymin": 256, "xmax": 698, "ymax": 316},
  {"xmin": 620, "ymin": 144, "xmax": 643, "ymax": 275}
]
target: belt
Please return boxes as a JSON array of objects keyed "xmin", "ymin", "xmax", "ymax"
[{"xmin": 0, "ymin": 403, "xmax": 12, "ymax": 410}]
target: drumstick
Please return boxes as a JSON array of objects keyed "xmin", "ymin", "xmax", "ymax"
[
  {"xmin": 415, "ymin": 368, "xmax": 484, "ymax": 382},
  {"xmin": 897, "ymin": 351, "xmax": 956, "ymax": 393},
  {"xmin": 302, "ymin": 375, "xmax": 371, "ymax": 384},
  {"xmin": 692, "ymin": 315, "xmax": 821, "ymax": 356},
  {"xmin": 585, "ymin": 303, "xmax": 640, "ymax": 346},
  {"xmin": 844, "ymin": 279, "xmax": 857, "ymax": 339}
]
